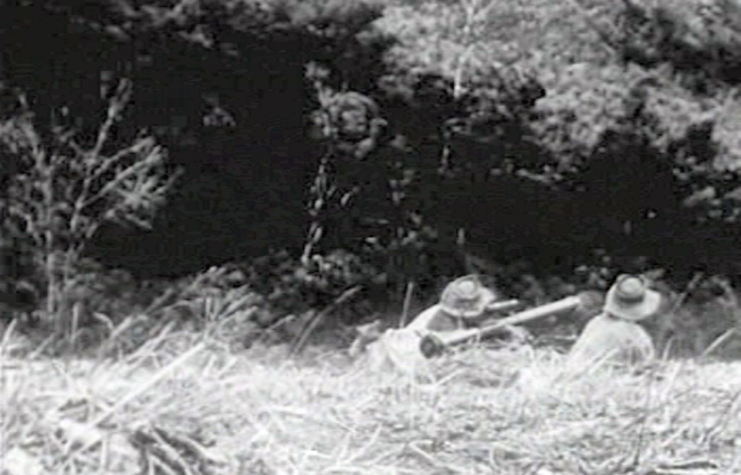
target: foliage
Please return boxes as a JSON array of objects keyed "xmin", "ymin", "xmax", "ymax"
[
  {"xmin": 0, "ymin": 0, "xmax": 393, "ymax": 276},
  {"xmin": 245, "ymin": 249, "xmax": 381, "ymax": 324},
  {"xmin": 530, "ymin": 58, "xmax": 741, "ymax": 231},
  {"xmin": 6, "ymin": 0, "xmax": 741, "ymax": 343},
  {"xmin": 0, "ymin": 79, "xmax": 178, "ymax": 327},
  {"xmin": 619, "ymin": 0, "xmax": 741, "ymax": 86},
  {"xmin": 304, "ymin": 60, "xmax": 449, "ymax": 302}
]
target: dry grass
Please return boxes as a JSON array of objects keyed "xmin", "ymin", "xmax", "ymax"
[{"xmin": 2, "ymin": 329, "xmax": 741, "ymax": 475}]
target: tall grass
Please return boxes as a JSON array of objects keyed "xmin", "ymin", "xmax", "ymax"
[{"xmin": 2, "ymin": 330, "xmax": 740, "ymax": 475}]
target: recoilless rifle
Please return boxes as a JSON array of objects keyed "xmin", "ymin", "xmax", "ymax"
[{"xmin": 419, "ymin": 292, "xmax": 603, "ymax": 358}]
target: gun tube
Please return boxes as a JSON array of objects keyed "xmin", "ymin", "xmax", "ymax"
[
  {"xmin": 486, "ymin": 299, "xmax": 521, "ymax": 313},
  {"xmin": 420, "ymin": 295, "xmax": 583, "ymax": 357}
]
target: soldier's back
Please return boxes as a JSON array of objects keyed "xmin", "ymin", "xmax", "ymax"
[{"xmin": 566, "ymin": 313, "xmax": 656, "ymax": 368}]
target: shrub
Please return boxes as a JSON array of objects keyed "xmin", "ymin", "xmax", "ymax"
[
  {"xmin": 245, "ymin": 249, "xmax": 381, "ymax": 323},
  {"xmin": 0, "ymin": 79, "xmax": 179, "ymax": 332}
]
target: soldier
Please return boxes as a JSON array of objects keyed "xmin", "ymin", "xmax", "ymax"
[
  {"xmin": 405, "ymin": 274, "xmax": 525, "ymax": 340},
  {"xmin": 349, "ymin": 275, "xmax": 524, "ymax": 375},
  {"xmin": 566, "ymin": 274, "xmax": 661, "ymax": 369}
]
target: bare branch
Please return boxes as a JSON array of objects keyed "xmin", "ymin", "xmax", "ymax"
[
  {"xmin": 85, "ymin": 136, "xmax": 157, "ymax": 190},
  {"xmin": 91, "ymin": 79, "xmax": 133, "ymax": 159},
  {"xmin": 82, "ymin": 143, "xmax": 166, "ymax": 209}
]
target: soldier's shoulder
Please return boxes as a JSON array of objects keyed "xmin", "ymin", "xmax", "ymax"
[{"xmin": 407, "ymin": 304, "xmax": 460, "ymax": 332}]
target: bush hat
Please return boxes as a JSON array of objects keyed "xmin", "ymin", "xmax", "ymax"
[
  {"xmin": 439, "ymin": 275, "xmax": 497, "ymax": 319},
  {"xmin": 604, "ymin": 274, "xmax": 661, "ymax": 321}
]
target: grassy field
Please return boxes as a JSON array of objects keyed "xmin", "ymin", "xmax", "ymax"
[{"xmin": 2, "ymin": 328, "xmax": 741, "ymax": 475}]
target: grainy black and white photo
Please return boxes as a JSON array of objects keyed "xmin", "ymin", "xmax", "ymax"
[{"xmin": 2, "ymin": 0, "xmax": 741, "ymax": 473}]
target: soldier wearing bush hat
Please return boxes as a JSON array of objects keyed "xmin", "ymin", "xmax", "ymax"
[
  {"xmin": 566, "ymin": 274, "xmax": 662, "ymax": 368},
  {"xmin": 604, "ymin": 274, "xmax": 662, "ymax": 321},
  {"xmin": 407, "ymin": 275, "xmax": 505, "ymax": 331},
  {"xmin": 349, "ymin": 275, "xmax": 526, "ymax": 373},
  {"xmin": 412, "ymin": 275, "xmax": 494, "ymax": 328}
]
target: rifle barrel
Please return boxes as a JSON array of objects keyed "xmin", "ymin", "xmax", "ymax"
[{"xmin": 435, "ymin": 295, "xmax": 582, "ymax": 348}]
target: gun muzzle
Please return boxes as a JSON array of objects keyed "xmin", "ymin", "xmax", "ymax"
[{"xmin": 419, "ymin": 333, "xmax": 447, "ymax": 359}]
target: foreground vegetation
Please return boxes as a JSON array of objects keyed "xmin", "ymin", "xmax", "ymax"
[{"xmin": 3, "ymin": 323, "xmax": 740, "ymax": 475}]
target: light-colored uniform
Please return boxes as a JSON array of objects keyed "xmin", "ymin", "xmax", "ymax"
[
  {"xmin": 360, "ymin": 303, "xmax": 522, "ymax": 377},
  {"xmin": 353, "ymin": 275, "xmax": 512, "ymax": 377},
  {"xmin": 566, "ymin": 312, "xmax": 656, "ymax": 368},
  {"xmin": 405, "ymin": 304, "xmax": 466, "ymax": 333},
  {"xmin": 360, "ymin": 305, "xmax": 464, "ymax": 377}
]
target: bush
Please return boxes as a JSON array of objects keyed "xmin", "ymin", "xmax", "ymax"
[
  {"xmin": 0, "ymin": 79, "xmax": 179, "ymax": 332},
  {"xmin": 245, "ymin": 249, "xmax": 381, "ymax": 324},
  {"xmin": 619, "ymin": 0, "xmax": 741, "ymax": 86}
]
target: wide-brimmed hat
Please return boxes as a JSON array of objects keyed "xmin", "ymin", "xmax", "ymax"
[
  {"xmin": 604, "ymin": 274, "xmax": 661, "ymax": 321},
  {"xmin": 439, "ymin": 275, "xmax": 497, "ymax": 319}
]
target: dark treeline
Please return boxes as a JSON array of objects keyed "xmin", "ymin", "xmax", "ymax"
[{"xmin": 3, "ymin": 0, "xmax": 741, "ymax": 300}]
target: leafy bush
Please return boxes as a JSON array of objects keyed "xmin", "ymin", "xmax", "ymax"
[{"xmin": 619, "ymin": 0, "xmax": 741, "ymax": 86}]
